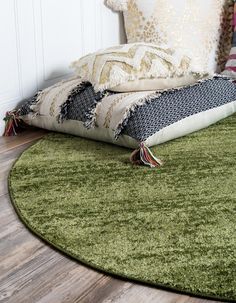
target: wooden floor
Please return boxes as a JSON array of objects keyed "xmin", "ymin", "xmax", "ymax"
[{"xmin": 0, "ymin": 130, "xmax": 224, "ymax": 303}]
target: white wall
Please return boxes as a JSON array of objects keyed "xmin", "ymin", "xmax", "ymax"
[{"xmin": 0, "ymin": 0, "xmax": 125, "ymax": 135}]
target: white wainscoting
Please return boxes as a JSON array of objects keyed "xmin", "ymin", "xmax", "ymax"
[{"xmin": 0, "ymin": 0, "xmax": 125, "ymax": 135}]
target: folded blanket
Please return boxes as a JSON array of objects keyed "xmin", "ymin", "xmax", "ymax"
[{"xmin": 28, "ymin": 77, "xmax": 112, "ymax": 127}]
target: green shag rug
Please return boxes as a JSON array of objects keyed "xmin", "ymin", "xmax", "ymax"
[{"xmin": 9, "ymin": 115, "xmax": 236, "ymax": 302}]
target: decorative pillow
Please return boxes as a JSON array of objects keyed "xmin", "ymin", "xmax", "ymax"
[
  {"xmin": 71, "ymin": 43, "xmax": 207, "ymax": 92},
  {"xmin": 106, "ymin": 0, "xmax": 234, "ymax": 73},
  {"xmin": 223, "ymin": 0, "xmax": 236, "ymax": 78},
  {"xmin": 15, "ymin": 76, "xmax": 236, "ymax": 168}
]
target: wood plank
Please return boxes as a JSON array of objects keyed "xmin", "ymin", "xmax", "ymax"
[
  {"xmin": 0, "ymin": 241, "xmax": 46, "ymax": 281},
  {"xmin": 0, "ymin": 142, "xmax": 32, "ymax": 163},
  {"xmin": 35, "ymin": 274, "xmax": 110, "ymax": 303},
  {"xmin": 0, "ymin": 137, "xmax": 45, "ymax": 196},
  {"xmin": 0, "ymin": 129, "xmax": 46, "ymax": 154},
  {"xmin": 0, "ymin": 221, "xmax": 35, "ymax": 257},
  {"xmin": 0, "ymin": 194, "xmax": 11, "ymax": 212},
  {"xmin": 76, "ymin": 277, "xmax": 126, "ymax": 303},
  {"xmin": 0, "ymin": 194, "xmax": 27, "ymax": 231},
  {"xmin": 0, "ymin": 248, "xmax": 72, "ymax": 301},
  {"xmin": 0, "ymin": 167, "xmax": 12, "ymax": 196},
  {"xmin": 187, "ymin": 299, "xmax": 220, "ymax": 303},
  {"xmin": 101, "ymin": 283, "xmax": 190, "ymax": 303},
  {"xmin": 1, "ymin": 258, "xmax": 104, "ymax": 303}
]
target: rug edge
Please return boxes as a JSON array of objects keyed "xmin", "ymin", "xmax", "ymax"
[{"xmin": 7, "ymin": 135, "xmax": 236, "ymax": 303}]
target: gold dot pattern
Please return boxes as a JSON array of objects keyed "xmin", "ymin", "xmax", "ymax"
[{"xmin": 123, "ymin": 0, "xmax": 234, "ymax": 72}]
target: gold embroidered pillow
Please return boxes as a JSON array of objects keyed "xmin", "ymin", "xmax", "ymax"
[
  {"xmin": 106, "ymin": 0, "xmax": 234, "ymax": 73},
  {"xmin": 71, "ymin": 43, "xmax": 206, "ymax": 92}
]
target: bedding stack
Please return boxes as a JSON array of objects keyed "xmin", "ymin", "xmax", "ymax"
[{"xmin": 4, "ymin": 0, "xmax": 236, "ymax": 168}]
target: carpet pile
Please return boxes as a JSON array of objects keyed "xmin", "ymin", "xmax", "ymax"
[{"xmin": 9, "ymin": 115, "xmax": 236, "ymax": 301}]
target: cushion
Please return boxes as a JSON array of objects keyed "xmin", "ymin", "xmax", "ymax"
[
  {"xmin": 106, "ymin": 0, "xmax": 234, "ymax": 73},
  {"xmin": 112, "ymin": 75, "xmax": 199, "ymax": 92},
  {"xmin": 223, "ymin": 0, "xmax": 236, "ymax": 78},
  {"xmin": 19, "ymin": 76, "xmax": 236, "ymax": 149},
  {"xmin": 21, "ymin": 76, "xmax": 110, "ymax": 128},
  {"xmin": 71, "ymin": 43, "xmax": 205, "ymax": 92}
]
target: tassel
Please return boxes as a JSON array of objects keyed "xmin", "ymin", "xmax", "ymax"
[
  {"xmin": 130, "ymin": 142, "xmax": 163, "ymax": 168},
  {"xmin": 3, "ymin": 110, "xmax": 25, "ymax": 136}
]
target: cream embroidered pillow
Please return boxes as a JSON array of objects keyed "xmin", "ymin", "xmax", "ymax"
[
  {"xmin": 71, "ymin": 43, "xmax": 207, "ymax": 92},
  {"xmin": 106, "ymin": 0, "xmax": 234, "ymax": 73}
]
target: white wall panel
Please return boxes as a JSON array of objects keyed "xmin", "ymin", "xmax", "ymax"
[
  {"xmin": 34, "ymin": 0, "xmax": 85, "ymax": 88},
  {"xmin": 16, "ymin": 0, "xmax": 38, "ymax": 99},
  {"xmin": 0, "ymin": 0, "xmax": 125, "ymax": 135},
  {"xmin": 0, "ymin": 0, "xmax": 22, "ymax": 102},
  {"xmin": 101, "ymin": 2, "xmax": 126, "ymax": 48},
  {"xmin": 81, "ymin": 0, "xmax": 102, "ymax": 54}
]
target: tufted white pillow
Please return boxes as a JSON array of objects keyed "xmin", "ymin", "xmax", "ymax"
[{"xmin": 71, "ymin": 43, "xmax": 207, "ymax": 92}]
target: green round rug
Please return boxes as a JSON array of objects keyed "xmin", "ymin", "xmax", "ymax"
[{"xmin": 9, "ymin": 115, "xmax": 236, "ymax": 302}]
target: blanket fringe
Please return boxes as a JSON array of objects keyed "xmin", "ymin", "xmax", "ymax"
[
  {"xmin": 3, "ymin": 110, "xmax": 25, "ymax": 136},
  {"xmin": 84, "ymin": 90, "xmax": 113, "ymax": 129},
  {"xmin": 58, "ymin": 81, "xmax": 91, "ymax": 123},
  {"xmin": 58, "ymin": 82, "xmax": 111, "ymax": 128},
  {"xmin": 130, "ymin": 143, "xmax": 163, "ymax": 168}
]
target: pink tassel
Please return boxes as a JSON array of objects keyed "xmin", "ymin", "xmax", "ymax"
[{"xmin": 130, "ymin": 142, "xmax": 163, "ymax": 168}]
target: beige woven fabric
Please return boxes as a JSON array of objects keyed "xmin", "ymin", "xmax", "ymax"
[
  {"xmin": 30, "ymin": 76, "xmax": 83, "ymax": 119},
  {"xmin": 71, "ymin": 43, "xmax": 204, "ymax": 92}
]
